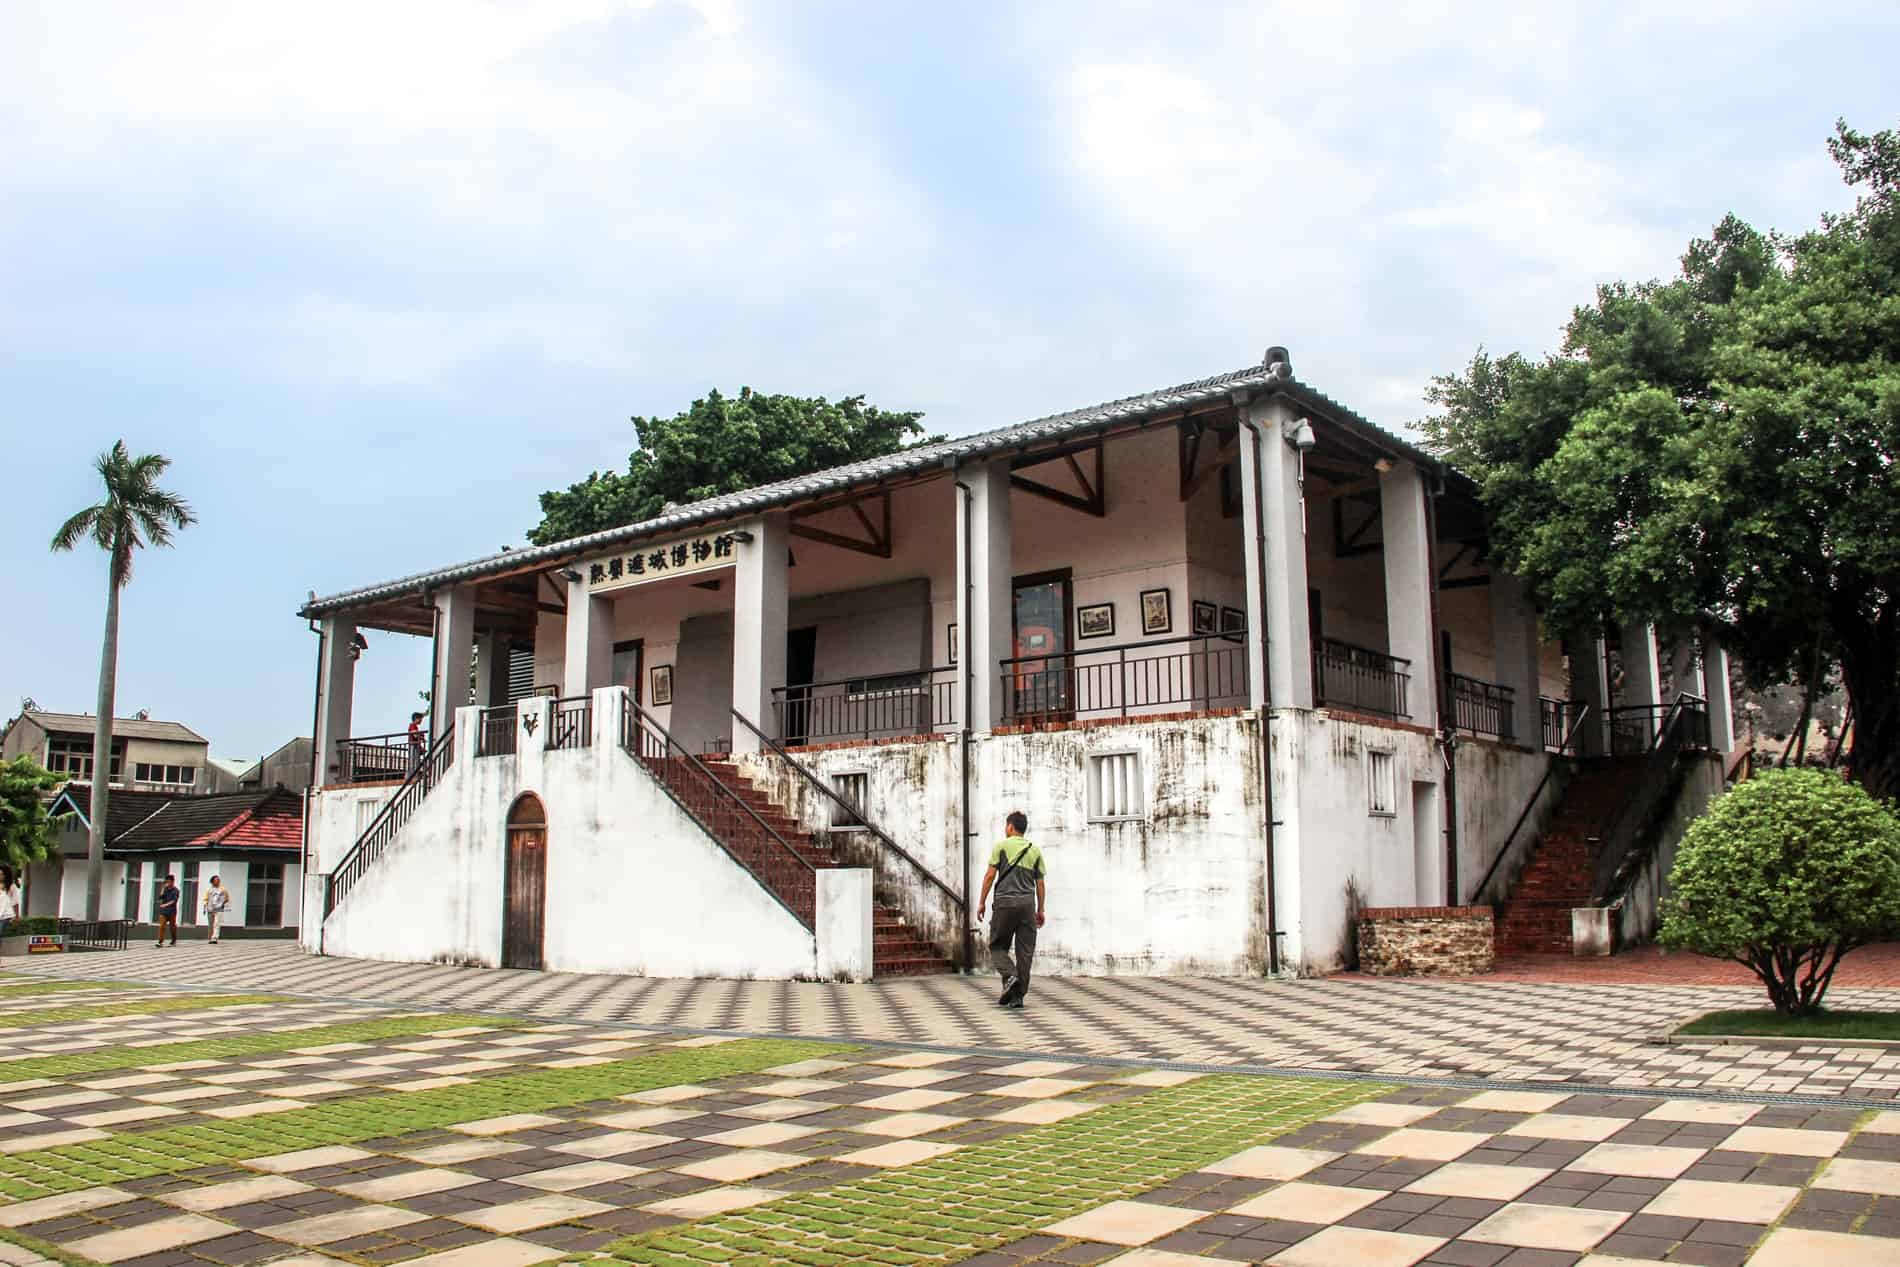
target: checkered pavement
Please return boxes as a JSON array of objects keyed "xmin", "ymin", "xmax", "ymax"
[{"xmin": 11, "ymin": 943, "xmax": 1900, "ymax": 1099}]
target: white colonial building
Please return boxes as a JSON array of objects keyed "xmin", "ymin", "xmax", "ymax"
[{"xmin": 298, "ymin": 349, "xmax": 1738, "ymax": 980}]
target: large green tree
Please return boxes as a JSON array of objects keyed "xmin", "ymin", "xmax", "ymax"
[
  {"xmin": 51, "ymin": 442, "xmax": 195, "ymax": 918},
  {"xmin": 530, "ymin": 387, "xmax": 934, "ymax": 545},
  {"xmin": 0, "ymin": 756, "xmax": 67, "ymax": 875},
  {"xmin": 1421, "ymin": 121, "xmax": 1900, "ymax": 799}
]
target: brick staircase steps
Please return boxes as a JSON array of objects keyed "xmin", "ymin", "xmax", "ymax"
[
  {"xmin": 695, "ymin": 759, "xmax": 956, "ymax": 978},
  {"xmin": 1494, "ymin": 758, "xmax": 1644, "ymax": 957}
]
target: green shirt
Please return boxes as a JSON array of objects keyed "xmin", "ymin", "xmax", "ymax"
[{"xmin": 988, "ymin": 838, "xmax": 1045, "ymax": 900}]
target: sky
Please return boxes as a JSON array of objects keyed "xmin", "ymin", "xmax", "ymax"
[{"xmin": 1, "ymin": 0, "xmax": 1894, "ymax": 762}]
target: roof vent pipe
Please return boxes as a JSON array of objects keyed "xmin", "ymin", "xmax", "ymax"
[{"xmin": 1263, "ymin": 345, "xmax": 1291, "ymax": 375}]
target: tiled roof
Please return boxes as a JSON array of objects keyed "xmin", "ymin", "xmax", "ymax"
[
  {"xmin": 113, "ymin": 789, "xmax": 301, "ymax": 853},
  {"xmin": 9, "ymin": 711, "xmax": 207, "ymax": 744},
  {"xmin": 47, "ymin": 787, "xmax": 177, "ymax": 839},
  {"xmin": 301, "ymin": 354, "xmax": 1440, "ymax": 617}
]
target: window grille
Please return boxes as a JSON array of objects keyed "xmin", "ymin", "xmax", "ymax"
[
  {"xmin": 830, "ymin": 772, "xmax": 869, "ymax": 830},
  {"xmin": 247, "ymin": 862, "xmax": 286, "ymax": 927},
  {"xmin": 1367, "ymin": 749, "xmax": 1397, "ymax": 817},
  {"xmin": 1088, "ymin": 752, "xmax": 1144, "ymax": 821}
]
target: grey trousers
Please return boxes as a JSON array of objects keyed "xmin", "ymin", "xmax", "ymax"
[{"xmin": 988, "ymin": 896, "xmax": 1038, "ymax": 992}]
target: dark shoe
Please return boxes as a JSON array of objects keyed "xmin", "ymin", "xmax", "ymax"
[
  {"xmin": 997, "ymin": 977, "xmax": 1018, "ymax": 1005},
  {"xmin": 1000, "ymin": 979, "xmax": 1026, "ymax": 1007},
  {"xmin": 1003, "ymin": 994, "xmax": 1026, "ymax": 1009}
]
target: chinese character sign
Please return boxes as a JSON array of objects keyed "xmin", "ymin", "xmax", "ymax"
[{"xmin": 584, "ymin": 532, "xmax": 740, "ymax": 594}]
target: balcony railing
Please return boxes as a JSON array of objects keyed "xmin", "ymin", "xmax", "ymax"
[
  {"xmin": 1540, "ymin": 696, "xmax": 1585, "ymax": 752},
  {"xmin": 547, "ymin": 696, "xmax": 592, "ymax": 751},
  {"xmin": 1445, "ymin": 672, "xmax": 1515, "ymax": 741},
  {"xmin": 998, "ymin": 634, "xmax": 1248, "ymax": 723},
  {"xmin": 1314, "ymin": 638, "xmax": 1411, "ymax": 719},
  {"xmin": 476, "ymin": 706, "xmax": 517, "ymax": 757},
  {"xmin": 773, "ymin": 668, "xmax": 957, "ymax": 744},
  {"xmin": 334, "ymin": 731, "xmax": 427, "ymax": 784}
]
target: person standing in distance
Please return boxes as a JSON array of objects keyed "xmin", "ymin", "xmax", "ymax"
[
  {"xmin": 155, "ymin": 874, "xmax": 180, "ymax": 947},
  {"xmin": 975, "ymin": 810, "xmax": 1045, "ymax": 1009}
]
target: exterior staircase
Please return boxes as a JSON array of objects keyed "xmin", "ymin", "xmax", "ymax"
[
  {"xmin": 698, "ymin": 757, "xmax": 955, "ymax": 978},
  {"xmin": 1494, "ymin": 756, "xmax": 1644, "ymax": 955}
]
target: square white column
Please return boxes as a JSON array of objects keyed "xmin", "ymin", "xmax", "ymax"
[
  {"xmin": 1704, "ymin": 635, "xmax": 1737, "ymax": 754},
  {"xmin": 1573, "ymin": 631, "xmax": 1611, "ymax": 755},
  {"xmin": 958, "ymin": 460, "xmax": 1013, "ymax": 731},
  {"xmin": 1489, "ymin": 571, "xmax": 1542, "ymax": 745},
  {"xmin": 1620, "ymin": 622, "xmax": 1663, "ymax": 711},
  {"xmin": 1379, "ymin": 461, "xmax": 1438, "ymax": 729},
  {"xmin": 563, "ymin": 576, "xmax": 613, "ymax": 699},
  {"xmin": 732, "ymin": 512, "xmax": 789, "ymax": 752},
  {"xmin": 432, "ymin": 587, "xmax": 476, "ymax": 740},
  {"xmin": 1239, "ymin": 397, "xmax": 1312, "ymax": 709},
  {"xmin": 313, "ymin": 617, "xmax": 357, "ymax": 787},
  {"xmin": 473, "ymin": 631, "xmax": 503, "ymax": 708}
]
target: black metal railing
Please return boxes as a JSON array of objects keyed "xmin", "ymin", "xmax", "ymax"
[
  {"xmin": 998, "ymin": 634, "xmax": 1248, "ymax": 722},
  {"xmin": 1602, "ymin": 704, "xmax": 1672, "ymax": 756},
  {"xmin": 57, "ymin": 918, "xmax": 129, "ymax": 951},
  {"xmin": 1591, "ymin": 694, "xmax": 1711, "ymax": 904},
  {"xmin": 334, "ymin": 731, "xmax": 427, "ymax": 784},
  {"xmin": 1540, "ymin": 697, "xmax": 1585, "ymax": 752},
  {"xmin": 476, "ymin": 705, "xmax": 517, "ymax": 757},
  {"xmin": 620, "ymin": 696, "xmax": 816, "ymax": 927},
  {"xmin": 773, "ymin": 668, "xmax": 957, "ymax": 744},
  {"xmin": 1314, "ymin": 637, "xmax": 1411, "ymax": 719},
  {"xmin": 326, "ymin": 727, "xmax": 456, "ymax": 916},
  {"xmin": 1445, "ymin": 672, "xmax": 1516, "ymax": 741},
  {"xmin": 1471, "ymin": 703, "xmax": 1593, "ymax": 906},
  {"xmin": 548, "ymin": 696, "xmax": 592, "ymax": 751},
  {"xmin": 733, "ymin": 708, "xmax": 964, "ymax": 966}
]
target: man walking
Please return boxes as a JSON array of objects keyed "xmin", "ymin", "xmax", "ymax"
[
  {"xmin": 155, "ymin": 874, "xmax": 179, "ymax": 947},
  {"xmin": 975, "ymin": 810, "xmax": 1045, "ymax": 1009},
  {"xmin": 201, "ymin": 875, "xmax": 230, "ymax": 944}
]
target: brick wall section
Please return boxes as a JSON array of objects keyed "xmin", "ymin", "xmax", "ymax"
[{"xmin": 1356, "ymin": 905, "xmax": 1495, "ymax": 976}]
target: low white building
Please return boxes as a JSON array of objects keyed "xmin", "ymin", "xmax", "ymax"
[{"xmin": 298, "ymin": 348, "xmax": 1738, "ymax": 980}]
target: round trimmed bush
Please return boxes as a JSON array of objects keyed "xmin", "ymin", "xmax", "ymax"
[{"xmin": 1660, "ymin": 767, "xmax": 1900, "ymax": 1014}]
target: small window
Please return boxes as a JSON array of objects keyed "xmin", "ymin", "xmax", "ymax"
[
  {"xmin": 830, "ymin": 772, "xmax": 869, "ymax": 830},
  {"xmin": 1088, "ymin": 752, "xmax": 1144, "ymax": 821},
  {"xmin": 179, "ymin": 766, "xmax": 197, "ymax": 785},
  {"xmin": 1367, "ymin": 749, "xmax": 1397, "ymax": 817},
  {"xmin": 135, "ymin": 762, "xmax": 152, "ymax": 781}
]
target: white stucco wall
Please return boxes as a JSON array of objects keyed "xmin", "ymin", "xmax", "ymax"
[
  {"xmin": 315, "ymin": 694, "xmax": 837, "ymax": 979},
  {"xmin": 1453, "ymin": 736, "xmax": 1560, "ymax": 906}
]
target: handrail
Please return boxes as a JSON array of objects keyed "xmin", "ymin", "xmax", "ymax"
[
  {"xmin": 326, "ymin": 725, "xmax": 455, "ymax": 917},
  {"xmin": 547, "ymin": 695, "xmax": 592, "ymax": 751},
  {"xmin": 773, "ymin": 666, "xmax": 959, "ymax": 694},
  {"xmin": 730, "ymin": 708, "xmax": 964, "ymax": 912},
  {"xmin": 1444, "ymin": 671, "xmax": 1517, "ymax": 741},
  {"xmin": 1316, "ymin": 635, "xmax": 1411, "ymax": 668},
  {"xmin": 997, "ymin": 633, "xmax": 1249, "ymax": 721},
  {"xmin": 334, "ymin": 731, "xmax": 427, "ymax": 784},
  {"xmin": 995, "ymin": 630, "xmax": 1242, "ymax": 669},
  {"xmin": 1471, "ymin": 703, "xmax": 1593, "ymax": 905},
  {"xmin": 774, "ymin": 666, "xmax": 958, "ymax": 742},
  {"xmin": 1314, "ymin": 636, "xmax": 1412, "ymax": 719},
  {"xmin": 620, "ymin": 695, "xmax": 816, "ymax": 928},
  {"xmin": 1590, "ymin": 693, "xmax": 1710, "ymax": 904}
]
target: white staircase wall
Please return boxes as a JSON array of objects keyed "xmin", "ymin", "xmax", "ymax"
[{"xmin": 317, "ymin": 691, "xmax": 827, "ymax": 979}]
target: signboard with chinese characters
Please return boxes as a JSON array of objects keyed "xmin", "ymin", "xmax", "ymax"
[
  {"xmin": 27, "ymin": 934, "xmax": 65, "ymax": 955},
  {"xmin": 585, "ymin": 531, "xmax": 739, "ymax": 594}
]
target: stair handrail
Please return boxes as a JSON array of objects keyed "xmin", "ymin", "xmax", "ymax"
[
  {"xmin": 325, "ymin": 725, "xmax": 455, "ymax": 917},
  {"xmin": 1589, "ymin": 692, "xmax": 1709, "ymax": 905},
  {"xmin": 1471, "ymin": 702, "xmax": 1592, "ymax": 906},
  {"xmin": 729, "ymin": 707, "xmax": 965, "ymax": 913},
  {"xmin": 619, "ymin": 694, "xmax": 816, "ymax": 928}
]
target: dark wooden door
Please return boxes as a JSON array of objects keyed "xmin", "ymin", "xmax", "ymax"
[{"xmin": 502, "ymin": 824, "xmax": 547, "ymax": 970}]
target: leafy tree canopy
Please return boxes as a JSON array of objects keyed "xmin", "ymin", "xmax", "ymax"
[
  {"xmin": 1660, "ymin": 768, "xmax": 1900, "ymax": 1014},
  {"xmin": 530, "ymin": 388, "xmax": 936, "ymax": 546},
  {"xmin": 0, "ymin": 757, "xmax": 69, "ymax": 873},
  {"xmin": 1419, "ymin": 120, "xmax": 1900, "ymax": 798}
]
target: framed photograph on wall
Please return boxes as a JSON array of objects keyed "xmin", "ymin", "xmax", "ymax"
[
  {"xmin": 1139, "ymin": 588, "xmax": 1172, "ymax": 636},
  {"xmin": 947, "ymin": 623, "xmax": 958, "ymax": 665},
  {"xmin": 1220, "ymin": 606, "xmax": 1246, "ymax": 636},
  {"xmin": 1077, "ymin": 602, "xmax": 1115, "ymax": 640},
  {"xmin": 650, "ymin": 664, "xmax": 674, "ymax": 706},
  {"xmin": 1192, "ymin": 600, "xmax": 1218, "ymax": 636}
]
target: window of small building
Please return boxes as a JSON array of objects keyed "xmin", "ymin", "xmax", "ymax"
[
  {"xmin": 124, "ymin": 864, "xmax": 142, "ymax": 924},
  {"xmin": 180, "ymin": 861, "xmax": 200, "ymax": 924},
  {"xmin": 830, "ymin": 771, "xmax": 869, "ymax": 830},
  {"xmin": 1367, "ymin": 749, "xmax": 1397, "ymax": 817},
  {"xmin": 1088, "ymin": 751, "xmax": 1144, "ymax": 822},
  {"xmin": 47, "ymin": 736, "xmax": 122, "ymax": 781},
  {"xmin": 247, "ymin": 863, "xmax": 285, "ymax": 927}
]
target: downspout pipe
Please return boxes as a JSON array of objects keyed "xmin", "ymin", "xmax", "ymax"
[
  {"xmin": 952, "ymin": 465, "xmax": 976, "ymax": 973},
  {"xmin": 1424, "ymin": 467, "xmax": 1460, "ymax": 905},
  {"xmin": 1236, "ymin": 401, "xmax": 1282, "ymax": 976},
  {"xmin": 305, "ymin": 616, "xmax": 324, "ymax": 955}
]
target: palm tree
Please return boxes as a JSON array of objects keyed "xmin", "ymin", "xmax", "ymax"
[{"xmin": 51, "ymin": 442, "xmax": 195, "ymax": 919}]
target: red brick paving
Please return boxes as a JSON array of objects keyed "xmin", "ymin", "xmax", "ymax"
[{"xmin": 1483, "ymin": 940, "xmax": 1900, "ymax": 987}]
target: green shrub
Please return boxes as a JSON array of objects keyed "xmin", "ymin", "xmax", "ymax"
[
  {"xmin": 10, "ymin": 917, "xmax": 59, "ymax": 936},
  {"xmin": 1660, "ymin": 768, "xmax": 1900, "ymax": 1014}
]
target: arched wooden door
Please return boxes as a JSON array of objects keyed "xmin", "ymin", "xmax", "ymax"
[{"xmin": 502, "ymin": 794, "xmax": 547, "ymax": 970}]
